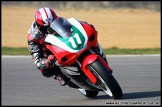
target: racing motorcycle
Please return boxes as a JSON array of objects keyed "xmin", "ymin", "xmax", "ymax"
[{"xmin": 44, "ymin": 17, "xmax": 123, "ymax": 99}]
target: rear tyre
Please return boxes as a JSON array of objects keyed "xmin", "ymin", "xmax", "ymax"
[{"xmin": 78, "ymin": 89, "xmax": 99, "ymax": 98}]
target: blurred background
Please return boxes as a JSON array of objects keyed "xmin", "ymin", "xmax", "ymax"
[{"xmin": 1, "ymin": 1, "xmax": 161, "ymax": 49}]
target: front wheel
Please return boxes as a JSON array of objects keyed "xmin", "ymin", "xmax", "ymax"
[{"xmin": 88, "ymin": 59, "xmax": 123, "ymax": 99}]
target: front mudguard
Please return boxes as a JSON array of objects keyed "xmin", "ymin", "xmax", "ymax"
[{"xmin": 81, "ymin": 54, "xmax": 112, "ymax": 84}]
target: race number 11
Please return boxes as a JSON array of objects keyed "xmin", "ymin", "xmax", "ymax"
[{"xmin": 68, "ymin": 34, "xmax": 82, "ymax": 48}]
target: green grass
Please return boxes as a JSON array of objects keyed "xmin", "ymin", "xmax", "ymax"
[
  {"xmin": 104, "ymin": 47, "xmax": 161, "ymax": 55},
  {"xmin": 1, "ymin": 47, "xmax": 161, "ymax": 55},
  {"xmin": 2, "ymin": 47, "xmax": 30, "ymax": 55}
]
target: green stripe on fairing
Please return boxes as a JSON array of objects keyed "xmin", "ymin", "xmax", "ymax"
[{"xmin": 55, "ymin": 25, "xmax": 86, "ymax": 50}]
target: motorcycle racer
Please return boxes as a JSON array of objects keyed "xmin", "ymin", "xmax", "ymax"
[
  {"xmin": 27, "ymin": 7, "xmax": 70, "ymax": 86},
  {"xmin": 27, "ymin": 7, "xmax": 99, "ymax": 86}
]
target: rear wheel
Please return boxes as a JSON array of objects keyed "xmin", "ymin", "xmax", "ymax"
[
  {"xmin": 88, "ymin": 59, "xmax": 123, "ymax": 99},
  {"xmin": 78, "ymin": 88, "xmax": 99, "ymax": 98}
]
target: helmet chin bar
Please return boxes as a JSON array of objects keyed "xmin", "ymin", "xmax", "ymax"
[
  {"xmin": 40, "ymin": 26, "xmax": 48, "ymax": 34},
  {"xmin": 36, "ymin": 23, "xmax": 48, "ymax": 35},
  {"xmin": 38, "ymin": 29, "xmax": 43, "ymax": 35}
]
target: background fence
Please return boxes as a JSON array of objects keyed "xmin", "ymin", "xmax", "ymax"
[{"xmin": 2, "ymin": 1, "xmax": 161, "ymax": 11}]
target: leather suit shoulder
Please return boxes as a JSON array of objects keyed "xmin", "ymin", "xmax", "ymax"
[{"xmin": 27, "ymin": 21, "xmax": 45, "ymax": 44}]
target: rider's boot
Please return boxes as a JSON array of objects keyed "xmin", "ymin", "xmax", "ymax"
[
  {"xmin": 53, "ymin": 73, "xmax": 69, "ymax": 86},
  {"xmin": 52, "ymin": 66, "xmax": 69, "ymax": 86},
  {"xmin": 41, "ymin": 66, "xmax": 69, "ymax": 86}
]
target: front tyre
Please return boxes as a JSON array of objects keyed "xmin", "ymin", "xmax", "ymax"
[
  {"xmin": 88, "ymin": 59, "xmax": 123, "ymax": 99},
  {"xmin": 78, "ymin": 89, "xmax": 99, "ymax": 98}
]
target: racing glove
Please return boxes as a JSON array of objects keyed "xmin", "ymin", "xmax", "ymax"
[{"xmin": 45, "ymin": 55, "xmax": 55, "ymax": 68}]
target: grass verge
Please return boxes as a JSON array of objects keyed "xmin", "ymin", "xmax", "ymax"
[
  {"xmin": 103, "ymin": 47, "xmax": 161, "ymax": 55},
  {"xmin": 2, "ymin": 47, "xmax": 30, "ymax": 55},
  {"xmin": 2, "ymin": 47, "xmax": 160, "ymax": 55}
]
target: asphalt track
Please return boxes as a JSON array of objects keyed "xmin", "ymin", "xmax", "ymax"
[{"xmin": 1, "ymin": 55, "xmax": 161, "ymax": 106}]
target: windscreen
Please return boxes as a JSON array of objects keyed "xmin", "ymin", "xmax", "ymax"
[{"xmin": 48, "ymin": 17, "xmax": 72, "ymax": 38}]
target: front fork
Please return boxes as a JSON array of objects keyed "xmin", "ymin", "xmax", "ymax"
[{"xmin": 93, "ymin": 43, "xmax": 108, "ymax": 64}]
